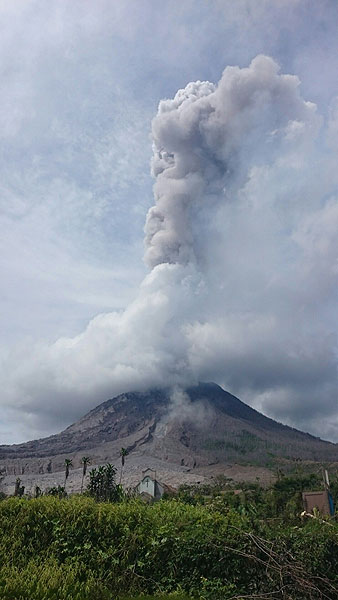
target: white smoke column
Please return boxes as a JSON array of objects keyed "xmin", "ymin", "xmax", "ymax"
[
  {"xmin": 0, "ymin": 55, "xmax": 328, "ymax": 441},
  {"xmin": 145, "ymin": 55, "xmax": 318, "ymax": 269},
  {"xmin": 166, "ymin": 387, "xmax": 215, "ymax": 428}
]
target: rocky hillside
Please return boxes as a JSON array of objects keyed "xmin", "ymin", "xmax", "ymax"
[{"xmin": 0, "ymin": 382, "xmax": 336, "ymax": 494}]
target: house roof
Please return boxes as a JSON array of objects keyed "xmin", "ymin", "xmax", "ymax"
[{"xmin": 162, "ymin": 482, "xmax": 176, "ymax": 495}]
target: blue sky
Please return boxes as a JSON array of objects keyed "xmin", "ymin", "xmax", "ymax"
[{"xmin": 1, "ymin": 0, "xmax": 338, "ymax": 443}]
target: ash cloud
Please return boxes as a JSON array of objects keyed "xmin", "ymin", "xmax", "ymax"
[
  {"xmin": 1, "ymin": 55, "xmax": 338, "ymax": 442},
  {"xmin": 145, "ymin": 56, "xmax": 318, "ymax": 269}
]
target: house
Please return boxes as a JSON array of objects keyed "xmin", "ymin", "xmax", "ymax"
[{"xmin": 135, "ymin": 468, "xmax": 175, "ymax": 500}]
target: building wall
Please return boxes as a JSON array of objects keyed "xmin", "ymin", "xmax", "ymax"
[
  {"xmin": 138, "ymin": 476, "xmax": 155, "ymax": 497},
  {"xmin": 154, "ymin": 481, "xmax": 164, "ymax": 499}
]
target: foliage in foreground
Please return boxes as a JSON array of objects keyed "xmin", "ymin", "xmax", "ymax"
[
  {"xmin": 0, "ymin": 495, "xmax": 337, "ymax": 599},
  {"xmin": 87, "ymin": 463, "xmax": 123, "ymax": 502}
]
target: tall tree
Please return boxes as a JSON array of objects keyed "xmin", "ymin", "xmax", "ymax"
[
  {"xmin": 64, "ymin": 458, "xmax": 73, "ymax": 490},
  {"xmin": 80, "ymin": 456, "xmax": 91, "ymax": 493},
  {"xmin": 119, "ymin": 447, "xmax": 128, "ymax": 484}
]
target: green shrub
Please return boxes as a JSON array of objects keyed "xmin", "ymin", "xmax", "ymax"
[
  {"xmin": 0, "ymin": 496, "xmax": 336, "ymax": 599},
  {"xmin": 0, "ymin": 558, "xmax": 111, "ymax": 600}
]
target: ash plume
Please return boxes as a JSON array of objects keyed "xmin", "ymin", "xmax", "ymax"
[{"xmin": 144, "ymin": 55, "xmax": 317, "ymax": 269}]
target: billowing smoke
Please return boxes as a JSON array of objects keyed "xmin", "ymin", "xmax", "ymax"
[
  {"xmin": 166, "ymin": 387, "xmax": 215, "ymax": 428},
  {"xmin": 145, "ymin": 56, "xmax": 318, "ymax": 269},
  {"xmin": 1, "ymin": 55, "xmax": 338, "ymax": 442}
]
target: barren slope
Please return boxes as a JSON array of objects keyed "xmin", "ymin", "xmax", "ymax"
[{"xmin": 0, "ymin": 383, "xmax": 336, "ymax": 492}]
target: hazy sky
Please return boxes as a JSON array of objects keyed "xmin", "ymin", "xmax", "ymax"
[{"xmin": 1, "ymin": 0, "xmax": 338, "ymax": 444}]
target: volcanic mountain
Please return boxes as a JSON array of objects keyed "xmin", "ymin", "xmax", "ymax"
[{"xmin": 0, "ymin": 382, "xmax": 337, "ymax": 495}]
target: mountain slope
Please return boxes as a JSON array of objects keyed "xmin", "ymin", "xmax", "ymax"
[{"xmin": 0, "ymin": 383, "xmax": 336, "ymax": 477}]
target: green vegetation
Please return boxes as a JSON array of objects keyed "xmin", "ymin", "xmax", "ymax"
[
  {"xmin": 46, "ymin": 484, "xmax": 67, "ymax": 498},
  {"xmin": 0, "ymin": 472, "xmax": 337, "ymax": 599},
  {"xmin": 87, "ymin": 463, "xmax": 123, "ymax": 502},
  {"xmin": 201, "ymin": 427, "xmax": 338, "ymax": 468},
  {"xmin": 204, "ymin": 430, "xmax": 263, "ymax": 452},
  {"xmin": 202, "ymin": 430, "xmax": 284, "ymax": 467},
  {"xmin": 177, "ymin": 471, "xmax": 338, "ymax": 519}
]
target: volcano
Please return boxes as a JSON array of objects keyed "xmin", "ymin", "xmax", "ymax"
[{"xmin": 0, "ymin": 383, "xmax": 336, "ymax": 494}]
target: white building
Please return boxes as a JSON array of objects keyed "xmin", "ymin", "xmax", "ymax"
[{"xmin": 135, "ymin": 468, "xmax": 174, "ymax": 500}]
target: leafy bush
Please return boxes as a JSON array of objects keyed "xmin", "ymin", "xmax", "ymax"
[
  {"xmin": 0, "ymin": 558, "xmax": 111, "ymax": 600},
  {"xmin": 0, "ymin": 496, "xmax": 336, "ymax": 599},
  {"xmin": 87, "ymin": 463, "xmax": 123, "ymax": 502},
  {"xmin": 46, "ymin": 485, "xmax": 67, "ymax": 498}
]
